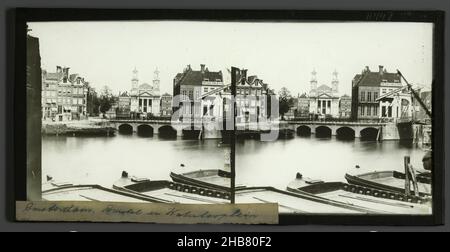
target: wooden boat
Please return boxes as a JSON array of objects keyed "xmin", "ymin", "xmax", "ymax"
[
  {"xmin": 287, "ymin": 173, "xmax": 431, "ymax": 215},
  {"xmin": 42, "ymin": 180, "xmax": 168, "ymax": 203},
  {"xmin": 114, "ymin": 171, "xmax": 385, "ymax": 214},
  {"xmin": 345, "ymin": 170, "xmax": 432, "ymax": 197},
  {"xmin": 170, "ymin": 169, "xmax": 246, "ymax": 192}
]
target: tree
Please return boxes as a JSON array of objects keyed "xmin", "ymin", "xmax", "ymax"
[
  {"xmin": 278, "ymin": 87, "xmax": 294, "ymax": 120},
  {"xmin": 98, "ymin": 85, "xmax": 114, "ymax": 116}
]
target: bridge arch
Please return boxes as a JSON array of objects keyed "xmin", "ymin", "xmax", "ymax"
[
  {"xmin": 315, "ymin": 126, "xmax": 332, "ymax": 138},
  {"xmin": 360, "ymin": 127, "xmax": 379, "ymax": 141},
  {"xmin": 137, "ymin": 124, "xmax": 154, "ymax": 137},
  {"xmin": 118, "ymin": 124, "xmax": 133, "ymax": 135},
  {"xmin": 158, "ymin": 125, "xmax": 177, "ymax": 139},
  {"xmin": 336, "ymin": 127, "xmax": 355, "ymax": 140},
  {"xmin": 296, "ymin": 125, "xmax": 312, "ymax": 136}
]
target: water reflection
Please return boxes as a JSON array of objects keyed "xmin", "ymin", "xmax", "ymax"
[{"xmin": 42, "ymin": 133, "xmax": 426, "ymax": 192}]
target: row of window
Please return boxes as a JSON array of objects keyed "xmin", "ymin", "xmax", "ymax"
[
  {"xmin": 181, "ymin": 90, "xmax": 197, "ymax": 101},
  {"xmin": 381, "ymin": 88, "xmax": 396, "ymax": 95},
  {"xmin": 43, "ymin": 98, "xmax": 85, "ymax": 105},
  {"xmin": 237, "ymin": 88, "xmax": 263, "ymax": 96},
  {"xmin": 359, "ymin": 105, "xmax": 379, "ymax": 117},
  {"xmin": 360, "ymin": 91, "xmax": 379, "ymax": 102},
  {"xmin": 203, "ymin": 87, "xmax": 218, "ymax": 93},
  {"xmin": 43, "ymin": 87, "xmax": 85, "ymax": 96}
]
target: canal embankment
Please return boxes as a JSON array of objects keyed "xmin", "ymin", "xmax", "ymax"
[{"xmin": 42, "ymin": 118, "xmax": 116, "ymax": 136}]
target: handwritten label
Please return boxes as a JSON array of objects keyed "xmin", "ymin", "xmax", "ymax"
[{"xmin": 16, "ymin": 201, "xmax": 279, "ymax": 224}]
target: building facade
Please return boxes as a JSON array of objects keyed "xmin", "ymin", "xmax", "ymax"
[
  {"xmin": 160, "ymin": 93, "xmax": 173, "ymax": 117},
  {"xmin": 351, "ymin": 65, "xmax": 403, "ymax": 121},
  {"xmin": 296, "ymin": 93, "xmax": 310, "ymax": 118},
  {"xmin": 130, "ymin": 68, "xmax": 161, "ymax": 118},
  {"xmin": 117, "ymin": 91, "xmax": 131, "ymax": 119},
  {"xmin": 173, "ymin": 64, "xmax": 224, "ymax": 120},
  {"xmin": 235, "ymin": 72, "xmax": 273, "ymax": 123},
  {"xmin": 41, "ymin": 66, "xmax": 88, "ymax": 121},
  {"xmin": 308, "ymin": 70, "xmax": 340, "ymax": 118},
  {"xmin": 339, "ymin": 94, "xmax": 352, "ymax": 118},
  {"xmin": 414, "ymin": 90, "xmax": 432, "ymax": 122}
]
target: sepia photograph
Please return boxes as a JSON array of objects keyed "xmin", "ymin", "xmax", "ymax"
[{"xmin": 19, "ymin": 10, "xmax": 441, "ymax": 223}]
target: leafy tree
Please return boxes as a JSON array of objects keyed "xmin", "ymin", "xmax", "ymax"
[
  {"xmin": 98, "ymin": 85, "xmax": 114, "ymax": 116},
  {"xmin": 278, "ymin": 87, "xmax": 294, "ymax": 120}
]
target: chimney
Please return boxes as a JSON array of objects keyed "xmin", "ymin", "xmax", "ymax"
[
  {"xmin": 379, "ymin": 65, "xmax": 384, "ymax": 75},
  {"xmin": 200, "ymin": 64, "xmax": 205, "ymax": 73}
]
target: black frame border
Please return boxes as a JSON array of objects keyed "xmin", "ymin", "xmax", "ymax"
[{"xmin": 13, "ymin": 8, "xmax": 445, "ymax": 226}]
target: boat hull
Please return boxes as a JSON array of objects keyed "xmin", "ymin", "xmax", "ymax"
[{"xmin": 345, "ymin": 171, "xmax": 431, "ymax": 197}]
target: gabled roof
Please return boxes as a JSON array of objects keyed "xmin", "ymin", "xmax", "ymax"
[
  {"xmin": 174, "ymin": 67, "xmax": 223, "ymax": 86},
  {"xmin": 138, "ymin": 91, "xmax": 154, "ymax": 97},
  {"xmin": 353, "ymin": 71, "xmax": 401, "ymax": 87},
  {"xmin": 317, "ymin": 93, "xmax": 334, "ymax": 98}
]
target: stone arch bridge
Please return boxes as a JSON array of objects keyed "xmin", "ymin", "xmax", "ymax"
[
  {"xmin": 284, "ymin": 121, "xmax": 398, "ymax": 140},
  {"xmin": 109, "ymin": 119, "xmax": 223, "ymax": 139}
]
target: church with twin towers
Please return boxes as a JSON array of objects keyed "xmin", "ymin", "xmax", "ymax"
[
  {"xmin": 297, "ymin": 69, "xmax": 351, "ymax": 119},
  {"xmin": 129, "ymin": 67, "xmax": 162, "ymax": 116}
]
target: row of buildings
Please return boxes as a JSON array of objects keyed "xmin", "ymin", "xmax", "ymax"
[
  {"xmin": 290, "ymin": 66, "xmax": 431, "ymax": 122},
  {"xmin": 41, "ymin": 63, "xmax": 431, "ymax": 123},
  {"xmin": 172, "ymin": 64, "xmax": 275, "ymax": 124},
  {"xmin": 41, "ymin": 66, "xmax": 89, "ymax": 121}
]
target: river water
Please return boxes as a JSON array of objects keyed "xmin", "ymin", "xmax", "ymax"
[{"xmin": 42, "ymin": 133, "xmax": 427, "ymax": 190}]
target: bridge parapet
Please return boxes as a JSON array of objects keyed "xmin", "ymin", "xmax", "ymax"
[{"xmin": 287, "ymin": 120, "xmax": 386, "ymax": 127}]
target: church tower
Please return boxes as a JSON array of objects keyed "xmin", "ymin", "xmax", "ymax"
[
  {"xmin": 153, "ymin": 67, "xmax": 160, "ymax": 94},
  {"xmin": 131, "ymin": 67, "xmax": 139, "ymax": 95},
  {"xmin": 331, "ymin": 69, "xmax": 339, "ymax": 94},
  {"xmin": 310, "ymin": 69, "xmax": 318, "ymax": 96}
]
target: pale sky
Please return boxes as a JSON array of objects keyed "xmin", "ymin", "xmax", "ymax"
[{"xmin": 28, "ymin": 21, "xmax": 433, "ymax": 96}]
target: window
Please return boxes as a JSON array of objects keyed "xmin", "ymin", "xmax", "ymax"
[
  {"xmin": 367, "ymin": 105, "xmax": 371, "ymax": 116},
  {"xmin": 189, "ymin": 91, "xmax": 194, "ymax": 100},
  {"xmin": 374, "ymin": 92, "xmax": 378, "ymax": 101},
  {"xmin": 374, "ymin": 106, "xmax": 378, "ymax": 116},
  {"xmin": 322, "ymin": 100, "xmax": 326, "ymax": 108},
  {"xmin": 360, "ymin": 106, "xmax": 365, "ymax": 116},
  {"xmin": 204, "ymin": 87, "xmax": 208, "ymax": 93},
  {"xmin": 382, "ymin": 106, "xmax": 386, "ymax": 117},
  {"xmin": 382, "ymin": 89, "xmax": 387, "ymax": 94},
  {"xmin": 327, "ymin": 100, "xmax": 331, "ymax": 108},
  {"xmin": 360, "ymin": 91, "xmax": 365, "ymax": 102},
  {"xmin": 367, "ymin": 92, "xmax": 372, "ymax": 102}
]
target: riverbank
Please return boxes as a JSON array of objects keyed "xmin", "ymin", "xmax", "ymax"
[{"xmin": 42, "ymin": 119, "xmax": 116, "ymax": 136}]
